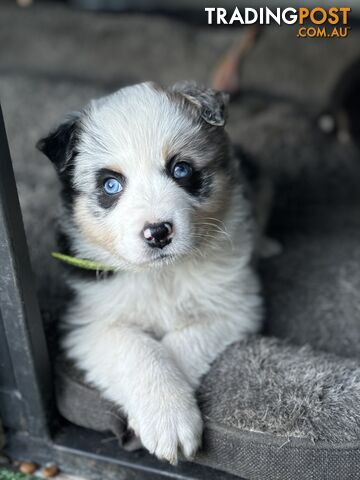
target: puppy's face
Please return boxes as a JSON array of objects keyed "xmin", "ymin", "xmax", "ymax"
[{"xmin": 39, "ymin": 82, "xmax": 237, "ymax": 270}]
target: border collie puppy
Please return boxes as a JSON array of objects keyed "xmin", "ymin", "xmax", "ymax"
[{"xmin": 38, "ymin": 82, "xmax": 262, "ymax": 464}]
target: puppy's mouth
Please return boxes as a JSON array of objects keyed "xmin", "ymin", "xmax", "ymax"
[
  {"xmin": 148, "ymin": 252, "xmax": 175, "ymax": 265},
  {"xmin": 121, "ymin": 238, "xmax": 194, "ymax": 270}
]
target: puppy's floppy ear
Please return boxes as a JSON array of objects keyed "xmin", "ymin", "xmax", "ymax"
[
  {"xmin": 36, "ymin": 112, "xmax": 81, "ymax": 173},
  {"xmin": 171, "ymin": 81, "xmax": 229, "ymax": 127}
]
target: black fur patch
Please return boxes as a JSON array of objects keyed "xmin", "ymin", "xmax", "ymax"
[
  {"xmin": 166, "ymin": 156, "xmax": 212, "ymax": 199},
  {"xmin": 58, "ymin": 162, "xmax": 79, "ymax": 214},
  {"xmin": 95, "ymin": 168, "xmax": 126, "ymax": 209},
  {"xmin": 37, "ymin": 115, "xmax": 81, "ymax": 213},
  {"xmin": 37, "ymin": 115, "xmax": 80, "ymax": 173}
]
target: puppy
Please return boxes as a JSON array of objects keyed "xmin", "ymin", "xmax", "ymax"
[{"xmin": 38, "ymin": 81, "xmax": 262, "ymax": 464}]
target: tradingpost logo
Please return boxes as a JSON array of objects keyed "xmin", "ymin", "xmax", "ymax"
[{"xmin": 205, "ymin": 7, "xmax": 351, "ymax": 38}]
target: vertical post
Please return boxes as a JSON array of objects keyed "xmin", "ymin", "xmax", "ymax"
[{"xmin": 0, "ymin": 105, "xmax": 53, "ymax": 438}]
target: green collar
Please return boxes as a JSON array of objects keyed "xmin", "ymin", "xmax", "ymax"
[{"xmin": 51, "ymin": 251, "xmax": 115, "ymax": 272}]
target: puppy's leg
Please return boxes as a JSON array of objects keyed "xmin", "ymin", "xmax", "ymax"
[
  {"xmin": 162, "ymin": 320, "xmax": 244, "ymax": 388},
  {"xmin": 65, "ymin": 323, "xmax": 202, "ymax": 464},
  {"xmin": 162, "ymin": 281, "xmax": 261, "ymax": 388}
]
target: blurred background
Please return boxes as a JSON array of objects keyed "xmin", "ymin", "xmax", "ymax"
[{"xmin": 2, "ymin": 0, "xmax": 360, "ymax": 353}]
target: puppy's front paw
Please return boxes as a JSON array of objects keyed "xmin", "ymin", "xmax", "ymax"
[{"xmin": 129, "ymin": 396, "xmax": 203, "ymax": 464}]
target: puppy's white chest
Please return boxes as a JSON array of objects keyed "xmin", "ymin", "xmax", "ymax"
[
  {"xmin": 71, "ymin": 272, "xmax": 191, "ymax": 337},
  {"xmin": 72, "ymin": 256, "xmax": 237, "ymax": 336},
  {"xmin": 109, "ymin": 268, "xmax": 202, "ymax": 334},
  {"xmin": 70, "ymin": 243, "xmax": 251, "ymax": 339}
]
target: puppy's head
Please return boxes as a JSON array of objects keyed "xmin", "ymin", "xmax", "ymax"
[{"xmin": 38, "ymin": 82, "xmax": 238, "ymax": 270}]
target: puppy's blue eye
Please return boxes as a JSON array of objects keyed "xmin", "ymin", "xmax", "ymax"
[
  {"xmin": 103, "ymin": 178, "xmax": 122, "ymax": 195},
  {"xmin": 173, "ymin": 162, "xmax": 192, "ymax": 179}
]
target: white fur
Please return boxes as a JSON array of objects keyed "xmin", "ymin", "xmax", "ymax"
[{"xmin": 60, "ymin": 82, "xmax": 262, "ymax": 464}]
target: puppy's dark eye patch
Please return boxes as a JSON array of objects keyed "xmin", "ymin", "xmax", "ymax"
[
  {"xmin": 96, "ymin": 168, "xmax": 126, "ymax": 209},
  {"xmin": 166, "ymin": 155, "xmax": 212, "ymax": 199}
]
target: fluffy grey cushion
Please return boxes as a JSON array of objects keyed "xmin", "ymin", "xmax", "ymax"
[
  {"xmin": 200, "ymin": 337, "xmax": 360, "ymax": 442},
  {"xmin": 1, "ymin": 4, "xmax": 360, "ymax": 479}
]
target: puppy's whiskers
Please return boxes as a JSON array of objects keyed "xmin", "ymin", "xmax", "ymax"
[{"xmin": 193, "ymin": 219, "xmax": 233, "ymax": 250}]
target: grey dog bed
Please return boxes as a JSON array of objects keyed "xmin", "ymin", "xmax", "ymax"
[{"xmin": 2, "ymin": 5, "xmax": 360, "ymax": 478}]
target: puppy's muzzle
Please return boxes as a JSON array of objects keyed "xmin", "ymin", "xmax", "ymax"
[{"xmin": 142, "ymin": 222, "xmax": 173, "ymax": 249}]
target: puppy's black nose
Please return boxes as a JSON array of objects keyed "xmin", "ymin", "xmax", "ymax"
[{"xmin": 142, "ymin": 222, "xmax": 173, "ymax": 249}]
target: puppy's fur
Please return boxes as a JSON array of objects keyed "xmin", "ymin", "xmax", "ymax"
[{"xmin": 38, "ymin": 82, "xmax": 262, "ymax": 464}]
